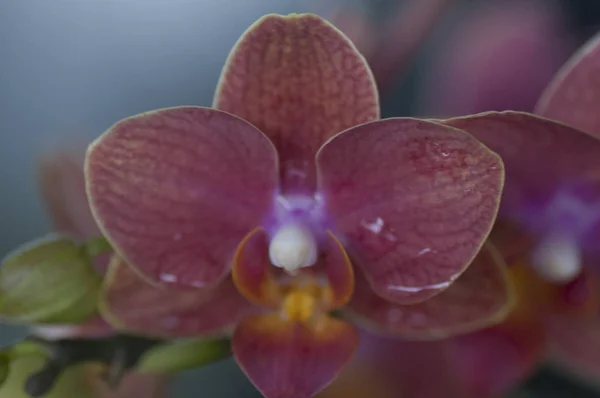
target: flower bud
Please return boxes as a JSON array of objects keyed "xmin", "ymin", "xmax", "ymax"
[{"xmin": 0, "ymin": 234, "xmax": 103, "ymax": 324}]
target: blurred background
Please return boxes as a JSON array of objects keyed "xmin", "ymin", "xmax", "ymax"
[{"xmin": 2, "ymin": 0, "xmax": 600, "ymax": 397}]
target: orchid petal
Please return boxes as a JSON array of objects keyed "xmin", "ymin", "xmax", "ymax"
[
  {"xmin": 346, "ymin": 243, "xmax": 515, "ymax": 338},
  {"xmin": 442, "ymin": 111, "xmax": 600, "ymax": 224},
  {"xmin": 85, "ymin": 106, "xmax": 278, "ymax": 288},
  {"xmin": 537, "ymin": 31, "xmax": 600, "ymax": 135},
  {"xmin": 232, "ymin": 228, "xmax": 354, "ymax": 310},
  {"xmin": 233, "ymin": 314, "xmax": 358, "ymax": 398},
  {"xmin": 317, "ymin": 118, "xmax": 504, "ymax": 304},
  {"xmin": 214, "ymin": 13, "xmax": 379, "ymax": 193},
  {"xmin": 99, "ymin": 256, "xmax": 258, "ymax": 338}
]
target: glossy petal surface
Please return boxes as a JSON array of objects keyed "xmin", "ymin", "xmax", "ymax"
[
  {"xmin": 233, "ymin": 228, "xmax": 354, "ymax": 310},
  {"xmin": 347, "ymin": 243, "xmax": 514, "ymax": 338},
  {"xmin": 233, "ymin": 314, "xmax": 358, "ymax": 398},
  {"xmin": 100, "ymin": 257, "xmax": 257, "ymax": 338},
  {"xmin": 443, "ymin": 112, "xmax": 600, "ymax": 223},
  {"xmin": 537, "ymin": 32, "xmax": 600, "ymax": 135},
  {"xmin": 317, "ymin": 118, "xmax": 504, "ymax": 303},
  {"xmin": 214, "ymin": 13, "xmax": 379, "ymax": 193},
  {"xmin": 86, "ymin": 106, "xmax": 278, "ymax": 288}
]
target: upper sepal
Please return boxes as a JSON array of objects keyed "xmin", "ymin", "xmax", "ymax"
[
  {"xmin": 233, "ymin": 313, "xmax": 358, "ymax": 398},
  {"xmin": 85, "ymin": 106, "xmax": 279, "ymax": 288},
  {"xmin": 0, "ymin": 234, "xmax": 102, "ymax": 324},
  {"xmin": 214, "ymin": 13, "xmax": 379, "ymax": 192},
  {"xmin": 317, "ymin": 117, "xmax": 504, "ymax": 304},
  {"xmin": 346, "ymin": 243, "xmax": 515, "ymax": 339}
]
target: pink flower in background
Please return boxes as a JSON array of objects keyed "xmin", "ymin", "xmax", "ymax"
[
  {"xmin": 534, "ymin": 30, "xmax": 600, "ymax": 386},
  {"xmin": 419, "ymin": 0, "xmax": 575, "ymax": 117}
]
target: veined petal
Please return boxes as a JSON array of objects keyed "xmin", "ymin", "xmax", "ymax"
[
  {"xmin": 85, "ymin": 106, "xmax": 278, "ymax": 288},
  {"xmin": 317, "ymin": 118, "xmax": 504, "ymax": 304},
  {"xmin": 346, "ymin": 243, "xmax": 515, "ymax": 339},
  {"xmin": 232, "ymin": 228, "xmax": 354, "ymax": 310},
  {"xmin": 99, "ymin": 256, "xmax": 258, "ymax": 338},
  {"xmin": 233, "ymin": 314, "xmax": 358, "ymax": 398},
  {"xmin": 536, "ymin": 31, "xmax": 600, "ymax": 135},
  {"xmin": 442, "ymin": 112, "xmax": 600, "ymax": 223},
  {"xmin": 214, "ymin": 13, "xmax": 379, "ymax": 193}
]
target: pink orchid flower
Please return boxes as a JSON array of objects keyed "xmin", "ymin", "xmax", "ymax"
[
  {"xmin": 419, "ymin": 0, "xmax": 574, "ymax": 117},
  {"xmin": 532, "ymin": 29, "xmax": 600, "ymax": 386},
  {"xmin": 83, "ymin": 13, "xmax": 508, "ymax": 398}
]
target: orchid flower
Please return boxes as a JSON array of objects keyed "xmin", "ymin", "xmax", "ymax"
[
  {"xmin": 419, "ymin": 0, "xmax": 574, "ymax": 117},
  {"xmin": 83, "ymin": 13, "xmax": 509, "ymax": 398},
  {"xmin": 439, "ymin": 30, "xmax": 600, "ymax": 391},
  {"xmin": 531, "ymin": 29, "xmax": 600, "ymax": 386}
]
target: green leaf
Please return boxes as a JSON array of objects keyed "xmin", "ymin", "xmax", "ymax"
[
  {"xmin": 137, "ymin": 338, "xmax": 231, "ymax": 374},
  {"xmin": 0, "ymin": 234, "xmax": 103, "ymax": 324}
]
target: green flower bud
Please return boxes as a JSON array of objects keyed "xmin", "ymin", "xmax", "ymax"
[
  {"xmin": 137, "ymin": 338, "xmax": 231, "ymax": 374},
  {"xmin": 0, "ymin": 234, "xmax": 103, "ymax": 324}
]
